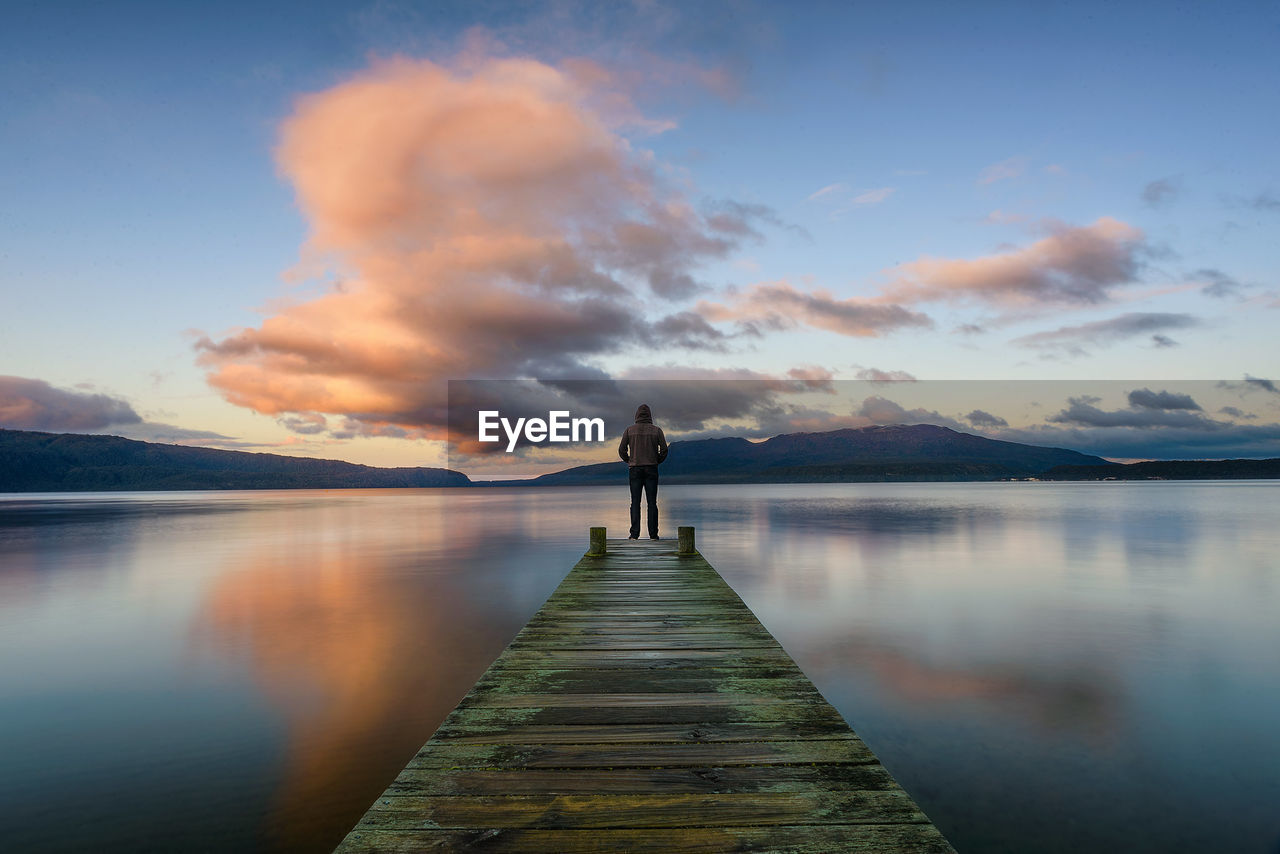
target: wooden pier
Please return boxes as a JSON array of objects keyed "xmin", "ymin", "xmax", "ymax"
[{"xmin": 335, "ymin": 528, "xmax": 954, "ymax": 852}]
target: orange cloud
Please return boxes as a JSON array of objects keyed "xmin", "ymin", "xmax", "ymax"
[{"xmin": 197, "ymin": 55, "xmax": 762, "ymax": 438}]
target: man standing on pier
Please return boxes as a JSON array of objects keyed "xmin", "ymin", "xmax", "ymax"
[{"xmin": 618, "ymin": 403, "xmax": 668, "ymax": 539}]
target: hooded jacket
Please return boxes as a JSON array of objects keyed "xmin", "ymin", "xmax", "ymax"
[{"xmin": 618, "ymin": 404, "xmax": 668, "ymax": 467}]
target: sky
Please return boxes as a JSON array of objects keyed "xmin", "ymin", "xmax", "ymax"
[{"xmin": 2, "ymin": 0, "xmax": 1278, "ymax": 474}]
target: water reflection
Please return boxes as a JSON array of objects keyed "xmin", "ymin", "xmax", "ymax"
[
  {"xmin": 1, "ymin": 483, "xmax": 1278, "ymax": 853},
  {"xmin": 196, "ymin": 550, "xmax": 501, "ymax": 851},
  {"xmin": 798, "ymin": 631, "xmax": 1120, "ymax": 740},
  {"xmin": 185, "ymin": 492, "xmax": 592, "ymax": 851}
]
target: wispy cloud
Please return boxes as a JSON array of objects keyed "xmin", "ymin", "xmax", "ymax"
[
  {"xmin": 1141, "ymin": 176, "xmax": 1180, "ymax": 208},
  {"xmin": 849, "ymin": 186, "xmax": 895, "ymax": 205},
  {"xmin": 698, "ymin": 281, "xmax": 932, "ymax": 338},
  {"xmin": 1011, "ymin": 312, "xmax": 1202, "ymax": 356},
  {"xmin": 1245, "ymin": 375, "xmax": 1278, "ymax": 393},
  {"xmin": 978, "ymin": 155, "xmax": 1029, "ymax": 185},
  {"xmin": 807, "ymin": 182, "xmax": 847, "ymax": 201},
  {"xmin": 807, "ymin": 183, "xmax": 895, "ymax": 209},
  {"xmin": 1188, "ymin": 267, "xmax": 1245, "ymax": 299},
  {"xmin": 854, "ymin": 367, "xmax": 918, "ymax": 384},
  {"xmin": 983, "ymin": 209, "xmax": 1028, "ymax": 225},
  {"xmin": 1243, "ymin": 190, "xmax": 1280, "ymax": 212},
  {"xmin": 1216, "ymin": 375, "xmax": 1280, "ymax": 396}
]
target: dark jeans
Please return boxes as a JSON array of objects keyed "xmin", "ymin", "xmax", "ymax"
[{"xmin": 628, "ymin": 464, "xmax": 659, "ymax": 538}]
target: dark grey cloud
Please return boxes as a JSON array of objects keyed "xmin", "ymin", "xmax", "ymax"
[
  {"xmin": 997, "ymin": 421, "xmax": 1280, "ymax": 461},
  {"xmin": 1151, "ymin": 334, "xmax": 1179, "ymax": 348},
  {"xmin": 648, "ymin": 311, "xmax": 730, "ymax": 351},
  {"xmin": 1048, "ymin": 396, "xmax": 1223, "ymax": 430},
  {"xmin": 278, "ymin": 414, "xmax": 329, "ymax": 435},
  {"xmin": 1218, "ymin": 406, "xmax": 1256, "ymax": 420},
  {"xmin": 1190, "ymin": 268, "xmax": 1245, "ymax": 299},
  {"xmin": 1012, "ymin": 312, "xmax": 1202, "ymax": 356},
  {"xmin": 855, "ymin": 367, "xmax": 918, "ymax": 384},
  {"xmin": 966, "ymin": 409, "xmax": 1008, "ymax": 428},
  {"xmin": 1141, "ymin": 177, "xmax": 1180, "ymax": 208},
  {"xmin": 0, "ymin": 376, "xmax": 142, "ymax": 431},
  {"xmin": 1216, "ymin": 376, "xmax": 1280, "ymax": 397},
  {"xmin": 703, "ymin": 199, "xmax": 809, "ymax": 241},
  {"xmin": 1245, "ymin": 375, "xmax": 1278, "ymax": 393},
  {"xmin": 115, "ymin": 422, "xmax": 251, "ymax": 446},
  {"xmin": 1127, "ymin": 388, "xmax": 1201, "ymax": 411},
  {"xmin": 1245, "ymin": 190, "xmax": 1280, "ymax": 212}
]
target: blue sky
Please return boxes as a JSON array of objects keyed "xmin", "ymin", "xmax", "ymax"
[{"xmin": 1, "ymin": 1, "xmax": 1277, "ymax": 470}]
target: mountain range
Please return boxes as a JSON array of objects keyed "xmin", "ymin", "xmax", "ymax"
[
  {"xmin": 492, "ymin": 424, "xmax": 1107, "ymax": 485},
  {"xmin": 3, "ymin": 424, "xmax": 1277, "ymax": 492},
  {"xmin": 0, "ymin": 428, "xmax": 470, "ymax": 491}
]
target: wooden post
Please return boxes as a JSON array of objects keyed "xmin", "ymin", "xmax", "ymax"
[
  {"xmin": 587, "ymin": 526, "xmax": 607, "ymax": 556},
  {"xmin": 677, "ymin": 526, "xmax": 696, "ymax": 555}
]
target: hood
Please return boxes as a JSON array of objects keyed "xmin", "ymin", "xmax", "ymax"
[{"xmin": 634, "ymin": 404, "xmax": 653, "ymax": 424}]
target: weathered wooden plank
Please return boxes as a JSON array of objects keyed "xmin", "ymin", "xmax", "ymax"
[
  {"xmin": 456, "ymin": 691, "xmax": 829, "ymax": 708},
  {"xmin": 431, "ymin": 721, "xmax": 860, "ymax": 744},
  {"xmin": 357, "ymin": 791, "xmax": 929, "ymax": 828},
  {"xmin": 507, "ymin": 637, "xmax": 784, "ymax": 650},
  {"xmin": 507, "ymin": 637, "xmax": 782, "ymax": 651},
  {"xmin": 335, "ymin": 824, "xmax": 956, "ymax": 853},
  {"xmin": 517, "ymin": 625, "xmax": 775, "ymax": 637},
  {"xmin": 406, "ymin": 740, "xmax": 879, "ymax": 770},
  {"xmin": 471, "ymin": 672, "xmax": 820, "ymax": 695},
  {"xmin": 483, "ymin": 664, "xmax": 806, "ymax": 682},
  {"xmin": 492, "ymin": 648, "xmax": 799, "ymax": 667},
  {"xmin": 385, "ymin": 764, "xmax": 902, "ymax": 796},
  {"xmin": 516, "ymin": 623, "xmax": 773, "ymax": 635},
  {"xmin": 435, "ymin": 702, "xmax": 850, "ymax": 727},
  {"xmin": 524, "ymin": 617, "xmax": 765, "ymax": 628}
]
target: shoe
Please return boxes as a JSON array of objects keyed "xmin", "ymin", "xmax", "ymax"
[
  {"xmin": 628, "ymin": 535, "xmax": 639, "ymax": 540},
  {"xmin": 649, "ymin": 535, "xmax": 660, "ymax": 540}
]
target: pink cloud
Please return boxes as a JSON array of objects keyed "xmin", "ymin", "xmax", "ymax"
[
  {"xmin": 883, "ymin": 217, "xmax": 1145, "ymax": 307},
  {"xmin": 807, "ymin": 182, "xmax": 847, "ymax": 201},
  {"xmin": 849, "ymin": 186, "xmax": 894, "ymax": 205}
]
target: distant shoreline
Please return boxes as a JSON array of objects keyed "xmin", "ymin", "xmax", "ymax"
[{"xmin": 2, "ymin": 426, "xmax": 1277, "ymax": 493}]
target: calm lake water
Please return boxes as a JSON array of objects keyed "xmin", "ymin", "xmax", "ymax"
[{"xmin": 1, "ymin": 482, "xmax": 1278, "ymax": 853}]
